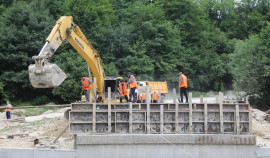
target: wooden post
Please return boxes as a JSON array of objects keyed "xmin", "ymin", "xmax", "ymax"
[
  {"xmin": 129, "ymin": 102, "xmax": 133, "ymax": 134},
  {"xmin": 200, "ymin": 95, "xmax": 203, "ymax": 104},
  {"xmin": 160, "ymin": 105, "xmax": 164, "ymax": 134},
  {"xmin": 173, "ymin": 88, "xmax": 176, "ymax": 104},
  {"xmin": 93, "ymin": 77, "xmax": 97, "ymax": 103},
  {"xmin": 246, "ymin": 96, "xmax": 249, "ymax": 104},
  {"xmin": 158, "ymin": 89, "xmax": 161, "ymax": 103},
  {"xmin": 189, "ymin": 93, "xmax": 192, "ymax": 133},
  {"xmin": 248, "ymin": 104, "xmax": 252, "ymax": 134},
  {"xmin": 229, "ymin": 93, "xmax": 233, "ymax": 104},
  {"xmin": 108, "ymin": 87, "xmax": 111, "ymax": 134},
  {"xmin": 93, "ymin": 103, "xmax": 96, "ymax": 133},
  {"xmin": 219, "ymin": 92, "xmax": 224, "ymax": 134},
  {"xmin": 204, "ymin": 100, "xmax": 208, "ymax": 134},
  {"xmin": 215, "ymin": 96, "xmax": 218, "ymax": 103},
  {"xmin": 146, "ymin": 86, "xmax": 151, "ymax": 134},
  {"xmin": 236, "ymin": 104, "xmax": 240, "ymax": 134},
  {"xmin": 175, "ymin": 101, "xmax": 179, "ymax": 133},
  {"xmin": 51, "ymin": 124, "xmax": 69, "ymax": 144}
]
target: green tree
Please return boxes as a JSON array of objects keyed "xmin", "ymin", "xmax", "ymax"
[
  {"xmin": 0, "ymin": 0, "xmax": 55, "ymax": 103},
  {"xmin": 230, "ymin": 29, "xmax": 270, "ymax": 109},
  {"xmin": 52, "ymin": 50, "xmax": 88, "ymax": 103}
]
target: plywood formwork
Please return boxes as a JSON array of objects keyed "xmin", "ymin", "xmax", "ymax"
[{"xmin": 69, "ymin": 102, "xmax": 251, "ymax": 134}]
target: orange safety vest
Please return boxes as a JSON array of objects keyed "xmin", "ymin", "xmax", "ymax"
[
  {"xmin": 179, "ymin": 74, "xmax": 187, "ymax": 88},
  {"xmin": 4, "ymin": 104, "xmax": 12, "ymax": 112},
  {"xmin": 137, "ymin": 94, "xmax": 142, "ymax": 101},
  {"xmin": 4, "ymin": 108, "xmax": 11, "ymax": 112},
  {"xmin": 119, "ymin": 82, "xmax": 128, "ymax": 96},
  {"xmin": 153, "ymin": 93, "xmax": 158, "ymax": 101},
  {"xmin": 82, "ymin": 77, "xmax": 91, "ymax": 90},
  {"xmin": 129, "ymin": 75, "xmax": 137, "ymax": 88},
  {"xmin": 141, "ymin": 93, "xmax": 146, "ymax": 100}
]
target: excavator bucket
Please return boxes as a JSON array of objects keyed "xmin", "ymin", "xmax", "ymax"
[{"xmin": 28, "ymin": 62, "xmax": 67, "ymax": 88}]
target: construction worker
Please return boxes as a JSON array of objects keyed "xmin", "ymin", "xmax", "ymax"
[
  {"xmin": 4, "ymin": 101, "xmax": 12, "ymax": 119},
  {"xmin": 127, "ymin": 72, "xmax": 137, "ymax": 103},
  {"xmin": 152, "ymin": 91, "xmax": 159, "ymax": 103},
  {"xmin": 81, "ymin": 75, "xmax": 92, "ymax": 103},
  {"xmin": 141, "ymin": 90, "xmax": 146, "ymax": 103},
  {"xmin": 118, "ymin": 79, "xmax": 128, "ymax": 103},
  {"xmin": 137, "ymin": 93, "xmax": 142, "ymax": 103},
  {"xmin": 179, "ymin": 72, "xmax": 188, "ymax": 103}
]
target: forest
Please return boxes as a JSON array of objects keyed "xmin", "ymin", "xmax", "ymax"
[{"xmin": 0, "ymin": 0, "xmax": 269, "ymax": 110}]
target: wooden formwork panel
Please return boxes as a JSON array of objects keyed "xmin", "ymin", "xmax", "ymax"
[{"xmin": 69, "ymin": 102, "xmax": 251, "ymax": 134}]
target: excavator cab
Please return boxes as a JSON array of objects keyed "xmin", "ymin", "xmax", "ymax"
[{"xmin": 104, "ymin": 77, "xmax": 122, "ymax": 100}]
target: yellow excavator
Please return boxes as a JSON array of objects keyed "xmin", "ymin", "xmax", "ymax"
[
  {"xmin": 28, "ymin": 16, "xmax": 121, "ymax": 102},
  {"xmin": 28, "ymin": 16, "xmax": 168, "ymax": 102}
]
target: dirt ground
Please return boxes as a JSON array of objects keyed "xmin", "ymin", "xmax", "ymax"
[
  {"xmin": 0, "ymin": 107, "xmax": 74, "ymax": 149},
  {"xmin": 251, "ymin": 108, "xmax": 270, "ymax": 147},
  {"xmin": 0, "ymin": 107, "xmax": 269, "ymax": 149}
]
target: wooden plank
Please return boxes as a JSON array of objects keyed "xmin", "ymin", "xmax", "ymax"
[
  {"xmin": 204, "ymin": 100, "xmax": 208, "ymax": 134},
  {"xmin": 114, "ymin": 110, "xmax": 117, "ymax": 133},
  {"xmin": 108, "ymin": 87, "xmax": 111, "ymax": 134},
  {"xmin": 189, "ymin": 93, "xmax": 192, "ymax": 133},
  {"xmin": 173, "ymin": 88, "xmax": 176, "ymax": 104},
  {"xmin": 248, "ymin": 104, "xmax": 251, "ymax": 134},
  {"xmin": 246, "ymin": 96, "xmax": 249, "ymax": 104},
  {"xmin": 160, "ymin": 105, "xmax": 164, "ymax": 134},
  {"xmin": 0, "ymin": 104, "xmax": 71, "ymax": 110},
  {"xmin": 200, "ymin": 95, "xmax": 203, "ymax": 104},
  {"xmin": 229, "ymin": 93, "xmax": 233, "ymax": 104},
  {"xmin": 219, "ymin": 92, "xmax": 224, "ymax": 134},
  {"xmin": 129, "ymin": 102, "xmax": 133, "ymax": 134},
  {"xmin": 236, "ymin": 104, "xmax": 240, "ymax": 134},
  {"xmin": 215, "ymin": 96, "xmax": 219, "ymax": 103},
  {"xmin": 0, "ymin": 117, "xmax": 25, "ymax": 123},
  {"xmin": 51, "ymin": 124, "xmax": 69, "ymax": 144},
  {"xmin": 175, "ymin": 102, "xmax": 179, "ymax": 133},
  {"xmin": 92, "ymin": 103, "xmax": 96, "ymax": 133},
  {"xmin": 146, "ymin": 86, "xmax": 151, "ymax": 134},
  {"xmin": 93, "ymin": 77, "xmax": 97, "ymax": 103}
]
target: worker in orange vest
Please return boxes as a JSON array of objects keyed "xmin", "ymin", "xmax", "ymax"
[
  {"xmin": 137, "ymin": 93, "xmax": 142, "ymax": 103},
  {"xmin": 141, "ymin": 90, "xmax": 146, "ymax": 103},
  {"xmin": 152, "ymin": 91, "xmax": 159, "ymax": 103},
  {"xmin": 127, "ymin": 72, "xmax": 137, "ymax": 103},
  {"xmin": 179, "ymin": 72, "xmax": 188, "ymax": 103},
  {"xmin": 118, "ymin": 79, "xmax": 128, "ymax": 103},
  {"xmin": 81, "ymin": 75, "xmax": 92, "ymax": 102},
  {"xmin": 4, "ymin": 101, "xmax": 12, "ymax": 119}
]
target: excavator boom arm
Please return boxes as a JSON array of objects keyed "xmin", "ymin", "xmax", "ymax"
[{"xmin": 29, "ymin": 16, "xmax": 104, "ymax": 98}]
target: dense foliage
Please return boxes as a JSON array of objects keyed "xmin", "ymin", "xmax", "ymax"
[{"xmin": 0, "ymin": 0, "xmax": 269, "ymax": 109}]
